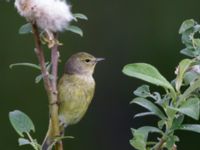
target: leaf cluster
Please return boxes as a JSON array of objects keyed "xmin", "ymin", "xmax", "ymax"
[
  {"xmin": 9, "ymin": 110, "xmax": 40, "ymax": 150},
  {"xmin": 9, "ymin": 110, "xmax": 73, "ymax": 150},
  {"xmin": 123, "ymin": 19, "xmax": 200, "ymax": 150}
]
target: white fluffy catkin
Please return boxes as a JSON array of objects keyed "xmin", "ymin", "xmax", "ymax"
[{"xmin": 15, "ymin": 0, "xmax": 74, "ymax": 32}]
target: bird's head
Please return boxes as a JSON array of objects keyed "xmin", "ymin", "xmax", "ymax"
[{"xmin": 64, "ymin": 52, "xmax": 104, "ymax": 75}]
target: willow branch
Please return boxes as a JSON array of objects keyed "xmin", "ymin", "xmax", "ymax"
[
  {"xmin": 31, "ymin": 23, "xmax": 61, "ymax": 150},
  {"xmin": 32, "ymin": 23, "xmax": 51, "ymax": 92},
  {"xmin": 50, "ymin": 34, "xmax": 63, "ymax": 150},
  {"xmin": 51, "ymin": 34, "xmax": 59, "ymax": 94}
]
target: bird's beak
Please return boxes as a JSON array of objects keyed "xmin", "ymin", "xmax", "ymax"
[{"xmin": 95, "ymin": 57, "xmax": 105, "ymax": 62}]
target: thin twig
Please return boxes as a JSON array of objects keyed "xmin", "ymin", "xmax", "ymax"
[
  {"xmin": 155, "ymin": 138, "xmax": 165, "ymax": 150},
  {"xmin": 26, "ymin": 132, "xmax": 38, "ymax": 150}
]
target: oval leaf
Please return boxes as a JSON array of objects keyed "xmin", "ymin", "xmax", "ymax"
[
  {"xmin": 123, "ymin": 63, "xmax": 174, "ymax": 91},
  {"xmin": 173, "ymin": 98, "xmax": 200, "ymax": 120},
  {"xmin": 73, "ymin": 13, "xmax": 88, "ymax": 21},
  {"xmin": 180, "ymin": 48, "xmax": 196, "ymax": 57},
  {"xmin": 134, "ymin": 85, "xmax": 151, "ymax": 98},
  {"xmin": 131, "ymin": 97, "xmax": 166, "ymax": 120},
  {"xmin": 19, "ymin": 23, "xmax": 32, "ymax": 34},
  {"xmin": 66, "ymin": 25, "xmax": 83, "ymax": 37},
  {"xmin": 184, "ymin": 71, "xmax": 199, "ymax": 85},
  {"xmin": 18, "ymin": 138, "xmax": 30, "ymax": 146},
  {"xmin": 134, "ymin": 112, "xmax": 155, "ymax": 118},
  {"xmin": 171, "ymin": 115, "xmax": 184, "ymax": 130},
  {"xmin": 130, "ymin": 126, "xmax": 163, "ymax": 150},
  {"xmin": 179, "ymin": 19, "xmax": 195, "ymax": 34},
  {"xmin": 35, "ymin": 74, "xmax": 43, "ymax": 84},
  {"xmin": 175, "ymin": 59, "xmax": 193, "ymax": 91},
  {"xmin": 179, "ymin": 124, "xmax": 200, "ymax": 133},
  {"xmin": 9, "ymin": 110, "xmax": 35, "ymax": 137}
]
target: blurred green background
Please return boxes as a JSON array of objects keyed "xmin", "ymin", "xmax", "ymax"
[{"xmin": 1, "ymin": 0, "xmax": 200, "ymax": 149}]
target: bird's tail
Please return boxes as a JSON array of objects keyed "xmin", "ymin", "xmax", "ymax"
[{"xmin": 42, "ymin": 120, "xmax": 65, "ymax": 150}]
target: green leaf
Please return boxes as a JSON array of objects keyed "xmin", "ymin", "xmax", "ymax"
[
  {"xmin": 181, "ymin": 31, "xmax": 193, "ymax": 46},
  {"xmin": 9, "ymin": 110, "xmax": 35, "ymax": 137},
  {"xmin": 180, "ymin": 48, "xmax": 196, "ymax": 57},
  {"xmin": 165, "ymin": 135, "xmax": 177, "ymax": 150},
  {"xmin": 157, "ymin": 120, "xmax": 165, "ymax": 129},
  {"xmin": 9, "ymin": 63, "xmax": 41, "ymax": 70},
  {"xmin": 35, "ymin": 74, "xmax": 54, "ymax": 84},
  {"xmin": 184, "ymin": 71, "xmax": 199, "ymax": 85},
  {"xmin": 18, "ymin": 138, "xmax": 30, "ymax": 146},
  {"xmin": 134, "ymin": 112, "xmax": 155, "ymax": 118},
  {"xmin": 35, "ymin": 74, "xmax": 43, "ymax": 84},
  {"xmin": 193, "ymin": 39, "xmax": 200, "ymax": 49},
  {"xmin": 179, "ymin": 19, "xmax": 195, "ymax": 34},
  {"xmin": 175, "ymin": 98, "xmax": 200, "ymax": 120},
  {"xmin": 134, "ymin": 85, "xmax": 151, "ymax": 98},
  {"xmin": 131, "ymin": 97, "xmax": 166, "ymax": 119},
  {"xmin": 73, "ymin": 13, "xmax": 88, "ymax": 21},
  {"xmin": 175, "ymin": 59, "xmax": 193, "ymax": 91},
  {"xmin": 19, "ymin": 23, "xmax": 32, "ymax": 34},
  {"xmin": 130, "ymin": 132, "xmax": 146, "ymax": 150},
  {"xmin": 179, "ymin": 124, "xmax": 200, "ymax": 133},
  {"xmin": 130, "ymin": 126, "xmax": 163, "ymax": 150},
  {"xmin": 151, "ymin": 92, "xmax": 162, "ymax": 104},
  {"xmin": 66, "ymin": 25, "xmax": 83, "ymax": 37},
  {"xmin": 122, "ymin": 63, "xmax": 174, "ymax": 91},
  {"xmin": 165, "ymin": 106, "xmax": 177, "ymax": 119},
  {"xmin": 171, "ymin": 115, "xmax": 184, "ymax": 130}
]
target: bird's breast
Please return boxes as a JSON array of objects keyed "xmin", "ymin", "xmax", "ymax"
[{"xmin": 58, "ymin": 74, "xmax": 95, "ymax": 125}]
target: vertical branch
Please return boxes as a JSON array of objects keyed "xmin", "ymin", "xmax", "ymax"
[
  {"xmin": 31, "ymin": 23, "xmax": 51, "ymax": 92},
  {"xmin": 31, "ymin": 23, "xmax": 61, "ymax": 150},
  {"xmin": 50, "ymin": 33, "xmax": 63, "ymax": 150},
  {"xmin": 51, "ymin": 34, "xmax": 59, "ymax": 93}
]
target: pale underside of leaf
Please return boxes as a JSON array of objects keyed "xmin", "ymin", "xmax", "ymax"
[
  {"xmin": 179, "ymin": 124, "xmax": 200, "ymax": 133},
  {"xmin": 19, "ymin": 23, "xmax": 32, "ymax": 34},
  {"xmin": 171, "ymin": 98, "xmax": 200, "ymax": 120},
  {"xmin": 9, "ymin": 63, "xmax": 41, "ymax": 70},
  {"xmin": 66, "ymin": 25, "xmax": 83, "ymax": 37},
  {"xmin": 175, "ymin": 59, "xmax": 193, "ymax": 91},
  {"xmin": 131, "ymin": 97, "xmax": 166, "ymax": 120},
  {"xmin": 123, "ymin": 63, "xmax": 174, "ymax": 91},
  {"xmin": 73, "ymin": 13, "xmax": 88, "ymax": 21},
  {"xmin": 9, "ymin": 110, "xmax": 35, "ymax": 137}
]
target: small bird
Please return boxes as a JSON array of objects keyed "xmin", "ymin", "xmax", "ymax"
[{"xmin": 42, "ymin": 52, "xmax": 104, "ymax": 150}]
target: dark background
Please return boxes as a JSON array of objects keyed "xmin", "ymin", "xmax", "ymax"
[{"xmin": 1, "ymin": 0, "xmax": 200, "ymax": 149}]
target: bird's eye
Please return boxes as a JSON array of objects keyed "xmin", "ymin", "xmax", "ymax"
[{"xmin": 85, "ymin": 59, "xmax": 91, "ymax": 63}]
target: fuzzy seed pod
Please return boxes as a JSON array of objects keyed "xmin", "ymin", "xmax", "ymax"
[{"xmin": 15, "ymin": 0, "xmax": 74, "ymax": 32}]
